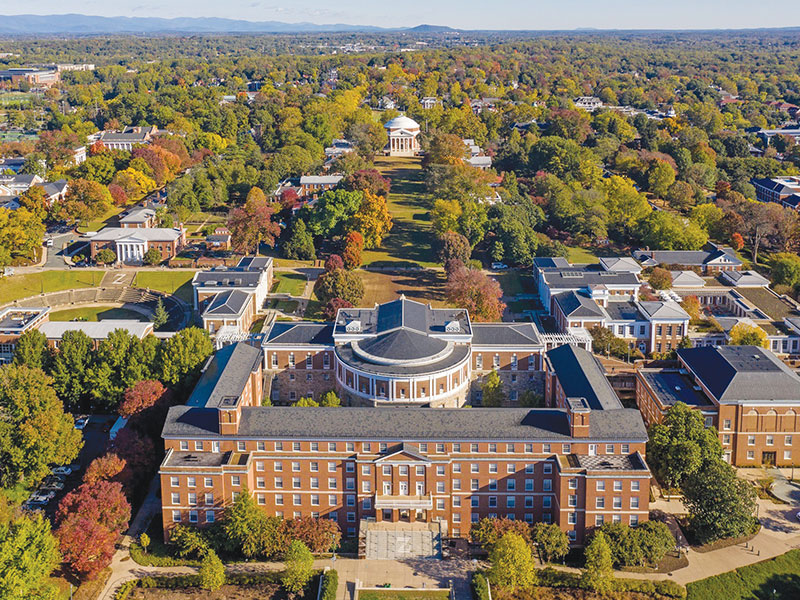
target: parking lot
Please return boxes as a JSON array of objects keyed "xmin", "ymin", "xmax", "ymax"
[{"xmin": 24, "ymin": 414, "xmax": 117, "ymax": 517}]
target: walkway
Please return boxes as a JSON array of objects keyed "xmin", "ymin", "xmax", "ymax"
[{"xmin": 769, "ymin": 467, "xmax": 800, "ymax": 504}]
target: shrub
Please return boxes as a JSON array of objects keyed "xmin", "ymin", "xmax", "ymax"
[
  {"xmin": 321, "ymin": 569, "xmax": 338, "ymax": 600},
  {"xmin": 472, "ymin": 572, "xmax": 491, "ymax": 600}
]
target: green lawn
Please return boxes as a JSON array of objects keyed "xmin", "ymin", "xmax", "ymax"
[
  {"xmin": 359, "ymin": 590, "xmax": 449, "ymax": 600},
  {"xmin": 0, "ymin": 270, "xmax": 103, "ymax": 305},
  {"xmin": 77, "ymin": 206, "xmax": 126, "ymax": 234},
  {"xmin": 0, "ymin": 92, "xmax": 35, "ymax": 106},
  {"xmin": 132, "ymin": 270, "xmax": 195, "ymax": 303},
  {"xmin": 361, "ymin": 156, "xmax": 438, "ymax": 268},
  {"xmin": 686, "ymin": 549, "xmax": 800, "ymax": 600},
  {"xmin": 272, "ymin": 271, "xmax": 307, "ymax": 296},
  {"xmin": 493, "ymin": 271, "xmax": 536, "ymax": 297},
  {"xmin": 565, "ymin": 245, "xmax": 600, "ymax": 264},
  {"xmin": 50, "ymin": 306, "xmax": 148, "ymax": 322}
]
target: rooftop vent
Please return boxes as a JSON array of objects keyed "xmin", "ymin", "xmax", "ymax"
[
  {"xmin": 345, "ymin": 320, "xmax": 362, "ymax": 333},
  {"xmin": 445, "ymin": 320, "xmax": 461, "ymax": 333}
]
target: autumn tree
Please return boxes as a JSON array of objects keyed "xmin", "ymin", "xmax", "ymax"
[
  {"xmin": 83, "ymin": 453, "xmax": 128, "ymax": 487},
  {"xmin": 343, "ymin": 169, "xmax": 391, "ymax": 196},
  {"xmin": 199, "ymin": 550, "xmax": 226, "ymax": 591},
  {"xmin": 286, "ymin": 516, "xmax": 342, "ymax": 553},
  {"xmin": 423, "ymin": 132, "xmax": 468, "ymax": 167},
  {"xmin": 322, "ymin": 297, "xmax": 353, "ymax": 320},
  {"xmin": 648, "ymin": 267, "xmax": 672, "ymax": 290},
  {"xmin": 471, "ymin": 517, "xmax": 532, "ymax": 551},
  {"xmin": 57, "ymin": 480, "xmax": 131, "ymax": 534},
  {"xmin": 0, "ymin": 365, "xmax": 83, "ymax": 487},
  {"xmin": 314, "ymin": 268, "xmax": 364, "ymax": 307},
  {"xmin": 481, "ymin": 370, "xmax": 505, "ymax": 407},
  {"xmin": 119, "ymin": 379, "xmax": 172, "ymax": 419},
  {"xmin": 57, "ymin": 515, "xmax": 117, "ymax": 581},
  {"xmin": 445, "ymin": 265, "xmax": 505, "ymax": 321},
  {"xmin": 341, "ymin": 231, "xmax": 364, "ymax": 269},
  {"xmin": 351, "ymin": 191, "xmax": 393, "ymax": 249},
  {"xmin": 437, "ymin": 231, "xmax": 471, "ymax": 265},
  {"xmin": 58, "ymin": 178, "xmax": 113, "ymax": 223},
  {"xmin": 228, "ymin": 187, "xmax": 281, "ymax": 254},
  {"xmin": 728, "ymin": 323, "xmax": 768, "ymax": 348},
  {"xmin": 680, "ymin": 296, "xmax": 701, "ymax": 321},
  {"xmin": 487, "ymin": 532, "xmax": 537, "ymax": 592}
]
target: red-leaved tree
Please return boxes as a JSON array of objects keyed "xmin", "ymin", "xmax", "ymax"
[
  {"xmin": 111, "ymin": 427, "xmax": 157, "ymax": 487},
  {"xmin": 83, "ymin": 453, "xmax": 129, "ymax": 487},
  {"xmin": 324, "ymin": 254, "xmax": 344, "ymax": 272},
  {"xmin": 57, "ymin": 514, "xmax": 117, "ymax": 581},
  {"xmin": 57, "ymin": 480, "xmax": 131, "ymax": 534},
  {"xmin": 445, "ymin": 266, "xmax": 505, "ymax": 321},
  {"xmin": 284, "ymin": 516, "xmax": 342, "ymax": 553},
  {"xmin": 342, "ymin": 231, "xmax": 364, "ymax": 270},
  {"xmin": 227, "ymin": 187, "xmax": 281, "ymax": 254},
  {"xmin": 323, "ymin": 297, "xmax": 353, "ymax": 320},
  {"xmin": 119, "ymin": 379, "xmax": 171, "ymax": 419}
]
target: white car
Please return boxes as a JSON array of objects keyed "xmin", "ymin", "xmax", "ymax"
[
  {"xmin": 51, "ymin": 466, "xmax": 72, "ymax": 476},
  {"xmin": 41, "ymin": 481, "xmax": 64, "ymax": 491},
  {"xmin": 74, "ymin": 416, "xmax": 89, "ymax": 430},
  {"xmin": 29, "ymin": 492, "xmax": 55, "ymax": 503},
  {"xmin": 45, "ymin": 238, "xmax": 54, "ymax": 247},
  {"xmin": 491, "ymin": 262, "xmax": 509, "ymax": 270}
]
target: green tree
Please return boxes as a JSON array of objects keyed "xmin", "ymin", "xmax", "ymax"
[
  {"xmin": 320, "ymin": 390, "xmax": 341, "ymax": 407},
  {"xmin": 642, "ymin": 211, "xmax": 708, "ymax": 251},
  {"xmin": 143, "ymin": 247, "xmax": 163, "ymax": 265},
  {"xmin": 581, "ymin": 531, "xmax": 614, "ymax": 594},
  {"xmin": 283, "ymin": 220, "xmax": 316, "ymax": 261},
  {"xmin": 152, "ymin": 297, "xmax": 168, "ymax": 330},
  {"xmin": 437, "ymin": 231, "xmax": 472, "ymax": 265},
  {"xmin": 0, "ymin": 512, "xmax": 61, "ymax": 600},
  {"xmin": 307, "ymin": 189, "xmax": 363, "ymax": 238},
  {"xmin": 647, "ymin": 402, "xmax": 723, "ymax": 490},
  {"xmin": 139, "ymin": 532, "xmax": 150, "ymax": 554},
  {"xmin": 682, "ymin": 459, "xmax": 757, "ymax": 544},
  {"xmin": 487, "ymin": 532, "xmax": 537, "ymax": 592},
  {"xmin": 636, "ymin": 521, "xmax": 675, "ymax": 567},
  {"xmin": 95, "ymin": 248, "xmax": 117, "ymax": 265},
  {"xmin": 728, "ymin": 323, "xmax": 768, "ymax": 348},
  {"xmin": 647, "ymin": 161, "xmax": 677, "ymax": 198},
  {"xmin": 50, "ymin": 329, "xmax": 93, "ymax": 409},
  {"xmin": 158, "ymin": 327, "xmax": 213, "ymax": 390},
  {"xmin": 481, "ymin": 370, "xmax": 505, "ymax": 407},
  {"xmin": 313, "ymin": 268, "xmax": 364, "ymax": 307},
  {"xmin": 667, "ymin": 181, "xmax": 695, "ymax": 210},
  {"xmin": 531, "ymin": 522, "xmax": 569, "ymax": 564},
  {"xmin": 12, "ymin": 329, "xmax": 49, "ymax": 371},
  {"xmin": 282, "ymin": 540, "xmax": 315, "ymax": 596},
  {"xmin": 199, "ymin": 549, "xmax": 226, "ymax": 591},
  {"xmin": 772, "ymin": 253, "xmax": 800, "ymax": 289},
  {"xmin": 0, "ymin": 365, "xmax": 83, "ymax": 486}
]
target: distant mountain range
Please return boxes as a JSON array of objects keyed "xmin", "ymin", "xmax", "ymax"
[{"xmin": 0, "ymin": 14, "xmax": 460, "ymax": 35}]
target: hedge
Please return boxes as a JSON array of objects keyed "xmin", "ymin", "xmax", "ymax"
[
  {"xmin": 321, "ymin": 569, "xmax": 338, "ymax": 600},
  {"xmin": 129, "ymin": 542, "xmax": 202, "ymax": 567},
  {"xmin": 114, "ymin": 571, "xmax": 288, "ymax": 599},
  {"xmin": 537, "ymin": 567, "xmax": 686, "ymax": 599},
  {"xmin": 472, "ymin": 572, "xmax": 490, "ymax": 600}
]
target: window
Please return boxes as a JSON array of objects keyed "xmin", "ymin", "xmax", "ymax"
[
  {"xmin": 596, "ymin": 497, "xmax": 605, "ymax": 509},
  {"xmin": 543, "ymin": 463, "xmax": 552, "ymax": 474},
  {"xmin": 507, "ymin": 497, "xmax": 516, "ymax": 508},
  {"xmin": 256, "ymin": 477, "xmax": 265, "ymax": 489},
  {"xmin": 506, "ymin": 480, "xmax": 516, "ymax": 491},
  {"xmin": 212, "ymin": 441, "xmax": 220, "ymax": 453},
  {"xmin": 542, "ymin": 443, "xmax": 551, "ymax": 454},
  {"xmin": 452, "ymin": 464, "xmax": 461, "ymax": 473},
  {"xmin": 311, "ymin": 478, "xmax": 320, "ymax": 489},
  {"xmin": 568, "ymin": 478, "xmax": 577, "ymax": 490},
  {"xmin": 476, "ymin": 354, "xmax": 483, "ymax": 369},
  {"xmin": 507, "ymin": 463, "xmax": 516, "ymax": 473},
  {"xmin": 631, "ymin": 497, "xmax": 640, "ymax": 509},
  {"xmin": 595, "ymin": 515, "xmax": 604, "ymax": 527},
  {"xmin": 621, "ymin": 444, "xmax": 629, "ymax": 454},
  {"xmin": 346, "ymin": 462, "xmax": 355, "ymax": 473},
  {"xmin": 568, "ymin": 495, "xmax": 577, "ymax": 507},
  {"xmin": 543, "ymin": 496, "xmax": 552, "ymax": 509},
  {"xmin": 362, "ymin": 481, "xmax": 371, "ymax": 493},
  {"xmin": 767, "ymin": 435, "xmax": 774, "ymax": 446},
  {"xmin": 276, "ymin": 442, "xmax": 284, "ymax": 451},
  {"xmin": 171, "ymin": 493, "xmax": 180, "ymax": 504},
  {"xmin": 786, "ymin": 436, "xmax": 794, "ymax": 446},
  {"xmin": 723, "ymin": 434, "xmax": 731, "ymax": 445},
  {"xmin": 206, "ymin": 511, "xmax": 215, "ymax": 523},
  {"xmin": 613, "ymin": 480, "xmax": 622, "ymax": 491},
  {"xmin": 785, "ymin": 450, "xmax": 792, "ymax": 461},
  {"xmin": 453, "ymin": 497, "xmax": 461, "ymax": 507},
  {"xmin": 399, "ymin": 465, "xmax": 408, "ymax": 475},
  {"xmin": 453, "ymin": 443, "xmax": 461, "ymax": 453},
  {"xmin": 257, "ymin": 441, "xmax": 266, "ymax": 451},
  {"xmin": 292, "ymin": 477, "xmax": 301, "ymax": 489},
  {"xmin": 567, "ymin": 513, "xmax": 577, "ymax": 525},
  {"xmin": 293, "ymin": 442, "xmax": 301, "ymax": 452},
  {"xmin": 543, "ymin": 479, "xmax": 552, "ymax": 491},
  {"xmin": 329, "ymin": 442, "xmax": 336, "ymax": 452},
  {"xmin": 437, "ymin": 465, "xmax": 445, "ymax": 476},
  {"xmin": 329, "ymin": 495, "xmax": 336, "ymax": 506},
  {"xmin": 237, "ymin": 441, "xmax": 246, "ymax": 451},
  {"xmin": 436, "ymin": 443, "xmax": 445, "ymax": 453},
  {"xmin": 723, "ymin": 419, "xmax": 732, "ymax": 431},
  {"xmin": 525, "ymin": 463, "xmax": 534, "ymax": 474},
  {"xmin": 488, "ymin": 496, "xmax": 497, "ymax": 508},
  {"xmin": 748, "ymin": 435, "xmax": 756, "ymax": 446},
  {"xmin": 630, "ymin": 515, "xmax": 639, "ymax": 526},
  {"xmin": 172, "ymin": 510, "xmax": 181, "ymax": 523},
  {"xmin": 180, "ymin": 441, "xmax": 189, "ymax": 450},
  {"xmin": 596, "ymin": 480, "xmax": 606, "ymax": 491},
  {"xmin": 346, "ymin": 478, "xmax": 355, "ymax": 490},
  {"xmin": 288, "ymin": 353, "xmax": 295, "ymax": 368},
  {"xmin": 471, "ymin": 497, "xmax": 479, "ymax": 508},
  {"xmin": 562, "ymin": 444, "xmax": 571, "ymax": 454},
  {"xmin": 605, "ymin": 444, "xmax": 614, "ymax": 454},
  {"xmin": 437, "ymin": 499, "xmax": 446, "ymax": 510},
  {"xmin": 525, "ymin": 479, "xmax": 534, "ymax": 491},
  {"xmin": 170, "ymin": 476, "xmax": 179, "ymax": 487},
  {"xmin": 231, "ymin": 476, "xmax": 241, "ymax": 487},
  {"xmin": 274, "ymin": 461, "xmax": 283, "ymax": 472},
  {"xmin": 453, "ymin": 479, "xmax": 461, "ymax": 491},
  {"xmin": 346, "ymin": 442, "xmax": 355, "ymax": 452},
  {"xmin": 257, "ymin": 494, "xmax": 266, "ymax": 505},
  {"xmin": 194, "ymin": 441, "xmax": 203, "ymax": 451},
  {"xmin": 471, "ymin": 479, "xmax": 479, "ymax": 491},
  {"xmin": 306, "ymin": 353, "xmax": 312, "ymax": 368},
  {"xmin": 747, "ymin": 451, "xmax": 755, "ymax": 460},
  {"xmin": 204, "ymin": 477, "xmax": 213, "ymax": 487},
  {"xmin": 292, "ymin": 461, "xmax": 300, "ymax": 472},
  {"xmin": 471, "ymin": 443, "xmax": 479, "ymax": 452},
  {"xmin": 205, "ymin": 493, "xmax": 213, "ymax": 505},
  {"xmin": 471, "ymin": 463, "xmax": 479, "ymax": 473},
  {"xmin": 364, "ymin": 497, "xmax": 372, "ymax": 510},
  {"xmin": 328, "ymin": 462, "xmax": 337, "ymax": 472},
  {"xmin": 613, "ymin": 497, "xmax": 622, "ymax": 509},
  {"xmin": 525, "ymin": 443, "xmax": 533, "ymax": 453},
  {"xmin": 293, "ymin": 494, "xmax": 301, "ymax": 506},
  {"xmin": 489, "ymin": 463, "xmax": 498, "ymax": 473},
  {"xmin": 274, "ymin": 477, "xmax": 283, "ymax": 489},
  {"xmin": 493, "ymin": 354, "xmax": 500, "ymax": 368},
  {"xmin": 631, "ymin": 481, "xmax": 640, "ymax": 492},
  {"xmin": 489, "ymin": 479, "xmax": 497, "ymax": 491},
  {"xmin": 311, "ymin": 495, "xmax": 320, "ymax": 506}
]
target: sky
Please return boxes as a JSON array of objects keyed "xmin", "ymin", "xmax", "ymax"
[{"xmin": 2, "ymin": 0, "xmax": 798, "ymax": 31}]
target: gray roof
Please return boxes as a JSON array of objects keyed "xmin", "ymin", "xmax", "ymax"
[
  {"xmin": 670, "ymin": 270, "xmax": 706, "ymax": 287},
  {"xmin": 202, "ymin": 289, "xmax": 252, "ymax": 317},
  {"xmin": 194, "ymin": 270, "xmax": 263, "ymax": 288},
  {"xmin": 721, "ymin": 270, "xmax": 770, "ymax": 287},
  {"xmin": 638, "ymin": 301, "xmax": 690, "ymax": 321},
  {"xmin": 602, "ymin": 300, "xmax": 642, "ymax": 322},
  {"xmin": 573, "ymin": 453, "xmax": 649, "ymax": 471},
  {"xmin": 88, "ymin": 227, "xmax": 182, "ymax": 242},
  {"xmin": 677, "ymin": 345, "xmax": 800, "ymax": 403},
  {"xmin": 335, "ymin": 343, "xmax": 470, "ymax": 377},
  {"xmin": 187, "ymin": 342, "xmax": 262, "ymax": 409},
  {"xmin": 38, "ymin": 179, "xmax": 68, "ymax": 197},
  {"xmin": 163, "ymin": 406, "xmax": 647, "ymax": 441},
  {"xmin": 263, "ymin": 322, "xmax": 334, "ymax": 346},
  {"xmin": 599, "ymin": 257, "xmax": 642, "ymax": 273},
  {"xmin": 236, "ymin": 256, "xmax": 273, "ymax": 271},
  {"xmin": 470, "ymin": 323, "xmax": 541, "ymax": 346},
  {"xmin": 540, "ymin": 267, "xmax": 640, "ymax": 289},
  {"xmin": 335, "ymin": 297, "xmax": 471, "ymax": 337},
  {"xmin": 545, "ymin": 345, "xmax": 622, "ymax": 411},
  {"xmin": 533, "ymin": 257, "xmax": 570, "ymax": 270},
  {"xmin": 553, "ymin": 291, "xmax": 606, "ymax": 319},
  {"xmin": 358, "ymin": 328, "xmax": 448, "ymax": 361},
  {"xmin": 633, "ymin": 247, "xmax": 742, "ymax": 268},
  {"xmin": 119, "ymin": 207, "xmax": 155, "ymax": 223},
  {"xmin": 638, "ymin": 369, "xmax": 712, "ymax": 408},
  {"xmin": 38, "ymin": 320, "xmax": 152, "ymax": 340}
]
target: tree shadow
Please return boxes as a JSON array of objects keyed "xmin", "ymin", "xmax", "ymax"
[{"xmin": 755, "ymin": 573, "xmax": 800, "ymax": 599}]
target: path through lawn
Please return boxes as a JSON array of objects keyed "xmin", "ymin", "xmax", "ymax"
[{"xmin": 362, "ymin": 156, "xmax": 437, "ymax": 268}]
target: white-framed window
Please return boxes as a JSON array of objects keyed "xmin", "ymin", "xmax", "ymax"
[
  {"xmin": 206, "ymin": 511, "xmax": 215, "ymax": 523},
  {"xmin": 293, "ymin": 494, "xmax": 301, "ymax": 506},
  {"xmin": 567, "ymin": 513, "xmax": 576, "ymax": 525},
  {"xmin": 231, "ymin": 476, "xmax": 240, "ymax": 487},
  {"xmin": 189, "ymin": 510, "xmax": 198, "ymax": 523},
  {"xmin": 276, "ymin": 494, "xmax": 284, "ymax": 505},
  {"xmin": 179, "ymin": 441, "xmax": 189, "ymax": 451},
  {"xmin": 631, "ymin": 481, "xmax": 640, "ymax": 491},
  {"xmin": 172, "ymin": 510, "xmax": 181, "ymax": 523},
  {"xmin": 171, "ymin": 492, "xmax": 180, "ymax": 504},
  {"xmin": 747, "ymin": 451, "xmax": 755, "ymax": 460},
  {"xmin": 170, "ymin": 476, "xmax": 179, "ymax": 487}
]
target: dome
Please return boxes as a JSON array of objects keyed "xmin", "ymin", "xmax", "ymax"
[
  {"xmin": 384, "ymin": 115, "xmax": 420, "ymax": 131},
  {"xmin": 353, "ymin": 329, "xmax": 450, "ymax": 365}
]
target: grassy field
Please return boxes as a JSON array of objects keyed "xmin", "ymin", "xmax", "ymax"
[
  {"xmin": 272, "ymin": 271, "xmax": 308, "ymax": 296},
  {"xmin": 686, "ymin": 549, "xmax": 800, "ymax": 600},
  {"xmin": 565, "ymin": 245, "xmax": 600, "ymax": 264},
  {"xmin": 493, "ymin": 271, "xmax": 536, "ymax": 297},
  {"xmin": 0, "ymin": 92, "xmax": 35, "ymax": 105},
  {"xmin": 360, "ymin": 269, "xmax": 448, "ymax": 307},
  {"xmin": 50, "ymin": 306, "xmax": 147, "ymax": 321},
  {"xmin": 77, "ymin": 205, "xmax": 126, "ymax": 233},
  {"xmin": 361, "ymin": 156, "xmax": 438, "ymax": 268},
  {"xmin": 132, "ymin": 270, "xmax": 195, "ymax": 303},
  {"xmin": 0, "ymin": 270, "xmax": 103, "ymax": 304},
  {"xmin": 359, "ymin": 591, "xmax": 450, "ymax": 600}
]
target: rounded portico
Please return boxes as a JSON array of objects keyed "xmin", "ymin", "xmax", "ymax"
[
  {"xmin": 333, "ymin": 297, "xmax": 472, "ymax": 407},
  {"xmin": 384, "ymin": 115, "xmax": 421, "ymax": 157}
]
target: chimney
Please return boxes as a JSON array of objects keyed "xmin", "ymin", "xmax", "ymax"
[
  {"xmin": 566, "ymin": 398, "xmax": 591, "ymax": 438},
  {"xmin": 218, "ymin": 396, "xmax": 241, "ymax": 435}
]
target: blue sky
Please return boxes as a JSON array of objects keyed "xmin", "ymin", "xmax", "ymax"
[{"xmin": 4, "ymin": 0, "xmax": 798, "ymax": 30}]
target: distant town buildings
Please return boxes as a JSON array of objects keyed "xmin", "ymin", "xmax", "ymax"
[
  {"xmin": 573, "ymin": 96, "xmax": 603, "ymax": 111},
  {"xmin": 0, "ymin": 67, "xmax": 59, "ymax": 87}
]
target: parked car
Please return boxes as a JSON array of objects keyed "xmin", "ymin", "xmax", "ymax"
[
  {"xmin": 28, "ymin": 491, "xmax": 55, "ymax": 503},
  {"xmin": 74, "ymin": 415, "xmax": 89, "ymax": 430},
  {"xmin": 45, "ymin": 238, "xmax": 54, "ymax": 247},
  {"xmin": 40, "ymin": 481, "xmax": 64, "ymax": 491},
  {"xmin": 491, "ymin": 262, "xmax": 508, "ymax": 270},
  {"xmin": 51, "ymin": 466, "xmax": 72, "ymax": 476},
  {"xmin": 796, "ymin": 511, "xmax": 800, "ymax": 522}
]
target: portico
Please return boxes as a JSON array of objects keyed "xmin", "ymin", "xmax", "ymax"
[{"xmin": 384, "ymin": 115, "xmax": 421, "ymax": 157}]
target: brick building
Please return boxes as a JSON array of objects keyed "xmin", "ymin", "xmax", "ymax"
[
  {"xmin": 159, "ymin": 342, "xmax": 650, "ymax": 547},
  {"xmin": 262, "ymin": 297, "xmax": 545, "ymax": 407},
  {"xmin": 88, "ymin": 227, "xmax": 185, "ymax": 264},
  {"xmin": 636, "ymin": 345, "xmax": 800, "ymax": 466}
]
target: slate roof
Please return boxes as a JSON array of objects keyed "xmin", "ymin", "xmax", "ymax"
[
  {"xmin": 358, "ymin": 328, "xmax": 448, "ymax": 361},
  {"xmin": 638, "ymin": 369, "xmax": 712, "ymax": 408},
  {"xmin": 263, "ymin": 321, "xmax": 334, "ymax": 346},
  {"xmin": 553, "ymin": 291, "xmax": 606, "ymax": 319},
  {"xmin": 677, "ymin": 345, "xmax": 800, "ymax": 403},
  {"xmin": 119, "ymin": 207, "xmax": 155, "ymax": 224},
  {"xmin": 721, "ymin": 270, "xmax": 770, "ymax": 287},
  {"xmin": 236, "ymin": 256, "xmax": 273, "ymax": 271},
  {"xmin": 633, "ymin": 248, "xmax": 742, "ymax": 268},
  {"xmin": 299, "ymin": 175, "xmax": 343, "ymax": 186},
  {"xmin": 602, "ymin": 300, "xmax": 642, "ymax": 322},
  {"xmin": 573, "ymin": 453, "xmax": 649, "ymax": 471},
  {"xmin": 545, "ymin": 345, "xmax": 622, "ymax": 411},
  {"xmin": 540, "ymin": 267, "xmax": 640, "ymax": 289},
  {"xmin": 533, "ymin": 257, "xmax": 570, "ymax": 270},
  {"xmin": 470, "ymin": 323, "xmax": 542, "ymax": 346},
  {"xmin": 194, "ymin": 270, "xmax": 263, "ymax": 288},
  {"xmin": 335, "ymin": 297, "xmax": 470, "ymax": 337},
  {"xmin": 162, "ymin": 406, "xmax": 647, "ymax": 441},
  {"xmin": 599, "ymin": 257, "xmax": 642, "ymax": 273},
  {"xmin": 187, "ymin": 342, "xmax": 262, "ymax": 409},
  {"xmin": 202, "ymin": 289, "xmax": 252, "ymax": 317},
  {"xmin": 335, "ymin": 343, "xmax": 470, "ymax": 376},
  {"xmin": 38, "ymin": 179, "xmax": 68, "ymax": 197},
  {"xmin": 89, "ymin": 227, "xmax": 182, "ymax": 242}
]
